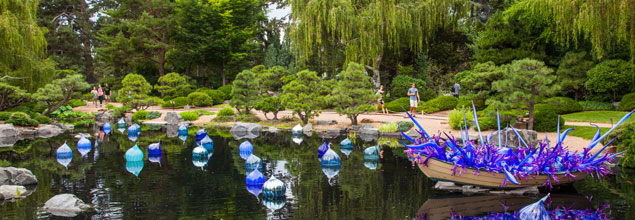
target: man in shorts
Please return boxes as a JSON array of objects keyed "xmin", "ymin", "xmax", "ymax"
[{"xmin": 407, "ymin": 83, "xmax": 420, "ymax": 116}]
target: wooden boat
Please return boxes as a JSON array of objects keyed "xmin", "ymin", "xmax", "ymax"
[
  {"xmin": 417, "ymin": 155, "xmax": 588, "ymax": 188},
  {"xmin": 416, "ymin": 194, "xmax": 591, "ymax": 220}
]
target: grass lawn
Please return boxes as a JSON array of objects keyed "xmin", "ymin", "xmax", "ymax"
[
  {"xmin": 211, "ymin": 104, "xmax": 230, "ymax": 108},
  {"xmin": 561, "ymin": 111, "xmax": 634, "ymax": 124},
  {"xmin": 194, "ymin": 110, "xmax": 216, "ymax": 115},
  {"xmin": 563, "ymin": 125, "xmax": 610, "ymax": 140}
]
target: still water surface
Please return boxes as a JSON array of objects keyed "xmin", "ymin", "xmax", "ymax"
[{"xmin": 0, "ymin": 126, "xmax": 633, "ymax": 219}]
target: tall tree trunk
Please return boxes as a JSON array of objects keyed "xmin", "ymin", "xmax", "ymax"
[
  {"xmin": 372, "ymin": 54, "xmax": 383, "ymax": 88},
  {"xmin": 351, "ymin": 115, "xmax": 358, "ymax": 125},
  {"xmin": 44, "ymin": 90, "xmax": 73, "ymax": 115},
  {"xmin": 79, "ymin": 0, "xmax": 95, "ymax": 83},
  {"xmin": 221, "ymin": 62, "xmax": 227, "ymax": 86}
]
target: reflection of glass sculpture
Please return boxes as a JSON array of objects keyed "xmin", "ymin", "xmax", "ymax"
[
  {"xmin": 56, "ymin": 142, "xmax": 73, "ymax": 168},
  {"xmin": 340, "ymin": 144, "xmax": 353, "ymax": 157},
  {"xmin": 117, "ymin": 118, "xmax": 126, "ymax": 129},
  {"xmin": 262, "ymin": 176, "xmax": 286, "ymax": 199},
  {"xmin": 246, "ymin": 168, "xmax": 266, "ymax": 198},
  {"xmin": 262, "ymin": 196, "xmax": 286, "ymax": 211},
  {"xmin": 246, "ymin": 184, "xmax": 263, "ymax": 198},
  {"xmin": 77, "ymin": 136, "xmax": 92, "ymax": 157},
  {"xmin": 148, "ymin": 142, "xmax": 161, "ymax": 157},
  {"xmin": 321, "ymin": 164, "xmax": 340, "ymax": 179},
  {"xmin": 125, "ymin": 144, "xmax": 144, "ymax": 161},
  {"xmin": 103, "ymin": 122, "xmax": 111, "ymax": 135},
  {"xmin": 364, "ymin": 145, "xmax": 380, "ymax": 160},
  {"xmin": 192, "ymin": 145, "xmax": 209, "ymax": 169},
  {"xmin": 178, "ymin": 124, "xmax": 188, "ymax": 136},
  {"xmin": 178, "ymin": 134, "xmax": 188, "ymax": 144},
  {"xmin": 239, "ymin": 141, "xmax": 253, "ymax": 160},
  {"xmin": 363, "ymin": 159, "xmax": 379, "ymax": 170},
  {"xmin": 317, "ymin": 141, "xmax": 328, "ymax": 157},
  {"xmin": 127, "ymin": 124, "xmax": 140, "ymax": 142},
  {"xmin": 291, "ymin": 134, "xmax": 303, "ymax": 145},
  {"xmin": 245, "ymin": 154, "xmax": 263, "ymax": 174},
  {"xmin": 321, "ymin": 149, "xmax": 341, "ymax": 166},
  {"xmin": 201, "ymin": 135, "xmax": 214, "ymax": 152},
  {"xmin": 127, "ymin": 132, "xmax": 138, "ymax": 142},
  {"xmin": 125, "ymin": 160, "xmax": 144, "ymax": 177},
  {"xmin": 340, "ymin": 138, "xmax": 352, "ymax": 146},
  {"xmin": 195, "ymin": 128, "xmax": 207, "ymax": 144},
  {"xmin": 148, "ymin": 154, "xmax": 161, "ymax": 164},
  {"xmin": 291, "ymin": 124, "xmax": 303, "ymax": 135}
]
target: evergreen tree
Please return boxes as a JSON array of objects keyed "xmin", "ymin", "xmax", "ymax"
[
  {"xmin": 118, "ymin": 73, "xmax": 161, "ymax": 110},
  {"xmin": 556, "ymin": 51, "xmax": 594, "ymax": 101},
  {"xmin": 280, "ymin": 70, "xmax": 328, "ymax": 125},
  {"xmin": 330, "ymin": 63, "xmax": 376, "ymax": 125},
  {"xmin": 230, "ymin": 70, "xmax": 260, "ymax": 114},
  {"xmin": 0, "ymin": 83, "xmax": 30, "ymax": 111},
  {"xmin": 33, "ymin": 73, "xmax": 91, "ymax": 115},
  {"xmin": 456, "ymin": 61, "xmax": 504, "ymax": 103},
  {"xmin": 155, "ymin": 72, "xmax": 190, "ymax": 98}
]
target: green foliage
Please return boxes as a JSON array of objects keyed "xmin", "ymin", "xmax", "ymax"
[
  {"xmin": 235, "ymin": 114, "xmax": 261, "ymax": 123},
  {"xmin": 476, "ymin": 116, "xmax": 497, "ymax": 130},
  {"xmin": 389, "ymin": 75, "xmax": 428, "ymax": 99},
  {"xmin": 217, "ymin": 108, "xmax": 236, "ymax": 117},
  {"xmin": 448, "ymin": 109, "xmax": 473, "ymax": 130},
  {"xmin": 155, "ymin": 73, "xmax": 191, "ymax": 98},
  {"xmin": 187, "ymin": 92, "xmax": 213, "ymax": 107},
  {"xmin": 144, "ymin": 111, "xmax": 161, "ymax": 120},
  {"xmin": 112, "ymin": 105, "xmax": 131, "ymax": 118},
  {"xmin": 562, "ymin": 111, "xmax": 635, "ymax": 124},
  {"xmin": 218, "ymin": 85, "xmax": 233, "ymax": 100},
  {"xmin": 117, "ymin": 74, "xmax": 157, "ymax": 110},
  {"xmin": 0, "ymin": 160, "xmax": 10, "ymax": 167},
  {"xmin": 280, "ymin": 70, "xmax": 329, "ymax": 125},
  {"xmin": 457, "ymin": 95, "xmax": 487, "ymax": 111},
  {"xmin": 32, "ymin": 74, "xmax": 90, "ymax": 115},
  {"xmin": 33, "ymin": 115, "xmax": 51, "ymax": 124},
  {"xmin": 618, "ymin": 93, "xmax": 635, "ymax": 111},
  {"xmin": 378, "ymin": 122, "xmax": 399, "ymax": 133},
  {"xmin": 258, "ymin": 66, "xmax": 291, "ymax": 93},
  {"xmin": 50, "ymin": 105, "xmax": 93, "ymax": 119},
  {"xmin": 533, "ymin": 105, "xmax": 565, "ymax": 132},
  {"xmin": 384, "ymin": 97, "xmax": 410, "ymax": 112},
  {"xmin": 457, "ymin": 62, "xmax": 504, "ymax": 103},
  {"xmin": 68, "ymin": 99, "xmax": 87, "ymax": 108},
  {"xmin": 7, "ymin": 112, "xmax": 39, "ymax": 127},
  {"xmin": 132, "ymin": 110, "xmax": 149, "ymax": 121},
  {"xmin": 398, "ymin": 121, "xmax": 415, "ymax": 131},
  {"xmin": 330, "ymin": 63, "xmax": 376, "ymax": 125},
  {"xmin": 196, "ymin": 89, "xmax": 225, "ymax": 105},
  {"xmin": 0, "ymin": 112, "xmax": 12, "ymax": 121},
  {"xmin": 230, "ymin": 70, "xmax": 260, "ymax": 114},
  {"xmin": 556, "ymin": 51, "xmax": 593, "ymax": 99},
  {"xmin": 544, "ymin": 97, "xmax": 583, "ymax": 114},
  {"xmin": 105, "ymin": 104, "xmax": 116, "ymax": 110},
  {"xmin": 585, "ymin": 60, "xmax": 635, "ymax": 102},
  {"xmin": 605, "ymin": 123, "xmax": 635, "ymax": 167},
  {"xmin": 418, "ymin": 96, "xmax": 458, "ymax": 113},
  {"xmin": 0, "ymin": 83, "xmax": 30, "ymax": 111},
  {"xmin": 579, "ymin": 101, "xmax": 615, "ymax": 111},
  {"xmin": 162, "ymin": 97, "xmax": 190, "ymax": 108},
  {"xmin": 255, "ymin": 96, "xmax": 284, "ymax": 120},
  {"xmin": 194, "ymin": 110, "xmax": 215, "ymax": 116},
  {"xmin": 179, "ymin": 111, "xmax": 199, "ymax": 121},
  {"xmin": 212, "ymin": 115, "xmax": 234, "ymax": 122}
]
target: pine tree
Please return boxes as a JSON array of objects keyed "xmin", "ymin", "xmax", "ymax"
[{"xmin": 330, "ymin": 63, "xmax": 376, "ymax": 125}]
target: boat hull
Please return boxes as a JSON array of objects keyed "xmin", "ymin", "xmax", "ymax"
[{"xmin": 417, "ymin": 156, "xmax": 588, "ymax": 188}]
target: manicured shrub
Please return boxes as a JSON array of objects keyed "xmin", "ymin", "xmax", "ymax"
[
  {"xmin": 544, "ymin": 97, "xmax": 583, "ymax": 114},
  {"xmin": 132, "ymin": 110, "xmax": 149, "ymax": 121},
  {"xmin": 398, "ymin": 121, "xmax": 414, "ymax": 131},
  {"xmin": 68, "ymin": 99, "xmax": 87, "ymax": 108},
  {"xmin": 217, "ymin": 107, "xmax": 235, "ymax": 117},
  {"xmin": 218, "ymin": 84, "xmax": 233, "ymax": 100},
  {"xmin": 533, "ymin": 105, "xmax": 565, "ymax": 132},
  {"xmin": 34, "ymin": 115, "xmax": 51, "ymax": 124},
  {"xmin": 378, "ymin": 122, "xmax": 398, "ymax": 133},
  {"xmin": 206, "ymin": 89, "xmax": 225, "ymax": 105},
  {"xmin": 146, "ymin": 111, "xmax": 161, "ymax": 120},
  {"xmin": 456, "ymin": 96, "xmax": 486, "ymax": 111},
  {"xmin": 212, "ymin": 116, "xmax": 234, "ymax": 122},
  {"xmin": 162, "ymin": 97, "xmax": 190, "ymax": 108},
  {"xmin": 448, "ymin": 109, "xmax": 473, "ymax": 130},
  {"xmin": 579, "ymin": 101, "xmax": 615, "ymax": 111},
  {"xmin": 180, "ymin": 111, "xmax": 199, "ymax": 121},
  {"xmin": 476, "ymin": 116, "xmax": 497, "ymax": 130},
  {"xmin": 105, "ymin": 104, "xmax": 116, "ymax": 110},
  {"xmin": 235, "ymin": 114, "xmax": 261, "ymax": 122},
  {"xmin": 605, "ymin": 122, "xmax": 635, "ymax": 167},
  {"xmin": 7, "ymin": 112, "xmax": 39, "ymax": 127},
  {"xmin": 618, "ymin": 92, "xmax": 635, "ymax": 111},
  {"xmin": 187, "ymin": 92, "xmax": 213, "ymax": 107},
  {"xmin": 112, "ymin": 105, "xmax": 130, "ymax": 118},
  {"xmin": 390, "ymin": 75, "xmax": 427, "ymax": 99},
  {"xmin": 384, "ymin": 97, "xmax": 411, "ymax": 112},
  {"xmin": 418, "ymin": 96, "xmax": 458, "ymax": 113},
  {"xmin": 0, "ymin": 112, "xmax": 12, "ymax": 121}
]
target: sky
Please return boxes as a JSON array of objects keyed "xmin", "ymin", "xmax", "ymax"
[{"xmin": 266, "ymin": 3, "xmax": 291, "ymax": 21}]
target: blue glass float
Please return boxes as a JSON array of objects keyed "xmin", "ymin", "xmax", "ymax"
[
  {"xmin": 246, "ymin": 184, "xmax": 263, "ymax": 198},
  {"xmin": 178, "ymin": 124, "xmax": 188, "ymax": 136},
  {"xmin": 192, "ymin": 145, "xmax": 209, "ymax": 169},
  {"xmin": 103, "ymin": 122, "xmax": 111, "ymax": 135},
  {"xmin": 147, "ymin": 142, "xmax": 161, "ymax": 157},
  {"xmin": 239, "ymin": 141, "xmax": 253, "ymax": 160},
  {"xmin": 56, "ymin": 142, "xmax": 73, "ymax": 168},
  {"xmin": 321, "ymin": 149, "xmax": 341, "ymax": 166},
  {"xmin": 340, "ymin": 138, "xmax": 352, "ymax": 146},
  {"xmin": 125, "ymin": 160, "xmax": 144, "ymax": 177},
  {"xmin": 262, "ymin": 196, "xmax": 286, "ymax": 211},
  {"xmin": 262, "ymin": 176, "xmax": 286, "ymax": 199},
  {"xmin": 518, "ymin": 194, "xmax": 550, "ymax": 220},
  {"xmin": 128, "ymin": 123, "xmax": 140, "ymax": 134},
  {"xmin": 195, "ymin": 128, "xmax": 207, "ymax": 144},
  {"xmin": 317, "ymin": 141, "xmax": 329, "ymax": 157},
  {"xmin": 77, "ymin": 136, "xmax": 92, "ymax": 157},
  {"xmin": 201, "ymin": 135, "xmax": 214, "ymax": 152},
  {"xmin": 363, "ymin": 145, "xmax": 380, "ymax": 160},
  {"xmin": 245, "ymin": 154, "xmax": 263, "ymax": 174},
  {"xmin": 117, "ymin": 118, "xmax": 126, "ymax": 129},
  {"xmin": 291, "ymin": 134, "xmax": 303, "ymax": 145},
  {"xmin": 322, "ymin": 164, "xmax": 340, "ymax": 179},
  {"xmin": 178, "ymin": 134, "xmax": 188, "ymax": 144},
  {"xmin": 291, "ymin": 124, "xmax": 303, "ymax": 135},
  {"xmin": 125, "ymin": 144, "xmax": 144, "ymax": 161},
  {"xmin": 246, "ymin": 169, "xmax": 266, "ymax": 186},
  {"xmin": 127, "ymin": 131, "xmax": 139, "ymax": 142}
]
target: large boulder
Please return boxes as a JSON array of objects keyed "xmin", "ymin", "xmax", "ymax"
[
  {"xmin": 95, "ymin": 110, "xmax": 114, "ymax": 123},
  {"xmin": 165, "ymin": 112, "xmax": 183, "ymax": 125},
  {"xmin": 0, "ymin": 185, "xmax": 27, "ymax": 200},
  {"xmin": 303, "ymin": 123, "xmax": 313, "ymax": 133},
  {"xmin": 36, "ymin": 124, "xmax": 65, "ymax": 138},
  {"xmin": 0, "ymin": 124, "xmax": 20, "ymax": 138},
  {"xmin": 230, "ymin": 122, "xmax": 262, "ymax": 140},
  {"xmin": 491, "ymin": 128, "xmax": 538, "ymax": 148},
  {"xmin": 0, "ymin": 136, "xmax": 20, "ymax": 148},
  {"xmin": 166, "ymin": 124, "xmax": 178, "ymax": 138},
  {"xmin": 43, "ymin": 194, "xmax": 92, "ymax": 217},
  {"xmin": 0, "ymin": 167, "xmax": 38, "ymax": 186}
]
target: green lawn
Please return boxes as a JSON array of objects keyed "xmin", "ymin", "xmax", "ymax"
[
  {"xmin": 561, "ymin": 111, "xmax": 633, "ymax": 124},
  {"xmin": 563, "ymin": 125, "xmax": 610, "ymax": 140}
]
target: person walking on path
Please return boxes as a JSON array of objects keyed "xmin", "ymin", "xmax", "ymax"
[
  {"xmin": 376, "ymin": 85, "xmax": 387, "ymax": 114},
  {"xmin": 407, "ymin": 83, "xmax": 420, "ymax": 116},
  {"xmin": 97, "ymin": 84, "xmax": 104, "ymax": 107},
  {"xmin": 90, "ymin": 87, "xmax": 98, "ymax": 106},
  {"xmin": 453, "ymin": 82, "xmax": 461, "ymax": 99},
  {"xmin": 104, "ymin": 84, "xmax": 111, "ymax": 103}
]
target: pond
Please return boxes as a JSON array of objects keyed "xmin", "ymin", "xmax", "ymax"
[{"xmin": 0, "ymin": 125, "xmax": 633, "ymax": 219}]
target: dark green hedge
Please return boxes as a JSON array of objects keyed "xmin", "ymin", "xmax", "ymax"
[
  {"xmin": 385, "ymin": 97, "xmax": 410, "ymax": 112},
  {"xmin": 533, "ymin": 105, "xmax": 565, "ymax": 132},
  {"xmin": 418, "ymin": 96, "xmax": 458, "ymax": 113},
  {"xmin": 544, "ymin": 97, "xmax": 583, "ymax": 114},
  {"xmin": 618, "ymin": 92, "xmax": 635, "ymax": 111}
]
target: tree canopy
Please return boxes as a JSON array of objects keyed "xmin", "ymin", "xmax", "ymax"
[{"xmin": 330, "ymin": 63, "xmax": 376, "ymax": 125}]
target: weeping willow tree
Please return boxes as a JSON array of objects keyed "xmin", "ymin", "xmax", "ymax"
[
  {"xmin": 0, "ymin": 0, "xmax": 54, "ymax": 91},
  {"xmin": 290, "ymin": 0, "xmax": 468, "ymax": 87},
  {"xmin": 522, "ymin": 0, "xmax": 635, "ymax": 62}
]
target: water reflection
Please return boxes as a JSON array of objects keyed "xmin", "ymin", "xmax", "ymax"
[
  {"xmin": 245, "ymin": 154, "xmax": 262, "ymax": 174},
  {"xmin": 125, "ymin": 160, "xmax": 144, "ymax": 177},
  {"xmin": 239, "ymin": 140, "xmax": 253, "ymax": 160},
  {"xmin": 195, "ymin": 128, "xmax": 207, "ymax": 145},
  {"xmin": 201, "ymin": 135, "xmax": 214, "ymax": 152},
  {"xmin": 364, "ymin": 145, "xmax": 380, "ymax": 170},
  {"xmin": 77, "ymin": 136, "xmax": 92, "ymax": 157},
  {"xmin": 262, "ymin": 176, "xmax": 286, "ymax": 199},
  {"xmin": 291, "ymin": 134, "xmax": 303, "ymax": 145},
  {"xmin": 56, "ymin": 142, "xmax": 72, "ymax": 168},
  {"xmin": 262, "ymin": 196, "xmax": 286, "ymax": 211},
  {"xmin": 178, "ymin": 134, "xmax": 188, "ymax": 144},
  {"xmin": 103, "ymin": 122, "xmax": 111, "ymax": 135},
  {"xmin": 192, "ymin": 145, "xmax": 209, "ymax": 169}
]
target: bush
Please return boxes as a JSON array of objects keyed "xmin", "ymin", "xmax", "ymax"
[
  {"xmin": 390, "ymin": 75, "xmax": 427, "ymax": 99},
  {"xmin": 235, "ymin": 114, "xmax": 261, "ymax": 122},
  {"xmin": 146, "ymin": 111, "xmax": 161, "ymax": 120},
  {"xmin": 378, "ymin": 122, "xmax": 398, "ymax": 133},
  {"xmin": 456, "ymin": 95, "xmax": 487, "ymax": 111},
  {"xmin": 7, "ymin": 112, "xmax": 39, "ymax": 127},
  {"xmin": 217, "ymin": 107, "xmax": 235, "ymax": 116},
  {"xmin": 385, "ymin": 97, "xmax": 411, "ymax": 112},
  {"xmin": 0, "ymin": 112, "xmax": 12, "ymax": 121},
  {"xmin": 68, "ymin": 99, "xmax": 87, "ymax": 107},
  {"xmin": 180, "ymin": 111, "xmax": 199, "ymax": 121},
  {"xmin": 533, "ymin": 105, "xmax": 565, "ymax": 132},
  {"xmin": 218, "ymin": 85, "xmax": 233, "ymax": 100},
  {"xmin": 448, "ymin": 109, "xmax": 473, "ymax": 130},
  {"xmin": 105, "ymin": 104, "xmax": 116, "ymax": 110},
  {"xmin": 618, "ymin": 92, "xmax": 635, "ymax": 111},
  {"xmin": 398, "ymin": 121, "xmax": 414, "ymax": 131},
  {"xmin": 212, "ymin": 115, "xmax": 234, "ymax": 122},
  {"xmin": 544, "ymin": 97, "xmax": 583, "ymax": 114},
  {"xmin": 187, "ymin": 92, "xmax": 213, "ymax": 107},
  {"xmin": 579, "ymin": 101, "xmax": 615, "ymax": 111},
  {"xmin": 162, "ymin": 97, "xmax": 190, "ymax": 108},
  {"xmin": 206, "ymin": 89, "xmax": 225, "ymax": 105},
  {"xmin": 476, "ymin": 116, "xmax": 497, "ymax": 130},
  {"xmin": 132, "ymin": 110, "xmax": 149, "ymax": 121},
  {"xmin": 112, "ymin": 105, "xmax": 130, "ymax": 118},
  {"xmin": 605, "ymin": 122, "xmax": 635, "ymax": 167},
  {"xmin": 34, "ymin": 115, "xmax": 51, "ymax": 124},
  {"xmin": 418, "ymin": 96, "xmax": 458, "ymax": 113}
]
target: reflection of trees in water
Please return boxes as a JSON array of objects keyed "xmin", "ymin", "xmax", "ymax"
[{"xmin": 575, "ymin": 168, "xmax": 635, "ymax": 219}]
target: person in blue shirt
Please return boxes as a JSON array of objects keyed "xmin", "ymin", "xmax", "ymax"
[{"xmin": 407, "ymin": 83, "xmax": 420, "ymax": 116}]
